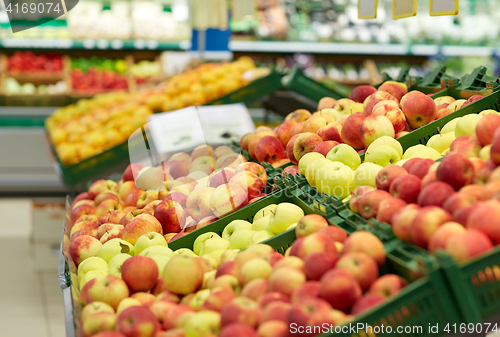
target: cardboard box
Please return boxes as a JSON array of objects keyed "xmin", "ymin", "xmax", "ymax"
[{"xmin": 31, "ymin": 198, "xmax": 66, "ymax": 242}]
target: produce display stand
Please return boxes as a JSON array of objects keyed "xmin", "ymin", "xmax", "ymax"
[
  {"xmin": 406, "ymin": 64, "xmax": 460, "ymax": 94},
  {"xmin": 395, "ymin": 67, "xmax": 500, "ymax": 152},
  {"xmin": 47, "ymin": 69, "xmax": 283, "ymax": 187}
]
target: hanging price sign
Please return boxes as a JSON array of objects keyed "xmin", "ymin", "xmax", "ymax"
[
  {"xmin": 393, "ymin": 0, "xmax": 417, "ymax": 19},
  {"xmin": 430, "ymin": 0, "xmax": 459, "ymax": 16},
  {"xmin": 358, "ymin": 0, "xmax": 378, "ymax": 19}
]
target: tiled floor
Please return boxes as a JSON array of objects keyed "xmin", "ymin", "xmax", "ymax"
[{"xmin": 0, "ymin": 199, "xmax": 65, "ymax": 337}]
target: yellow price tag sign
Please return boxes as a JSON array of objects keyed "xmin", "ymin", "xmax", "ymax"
[
  {"xmin": 430, "ymin": 0, "xmax": 459, "ymax": 16},
  {"xmin": 358, "ymin": 0, "xmax": 378, "ymax": 19},
  {"xmin": 393, "ymin": 0, "xmax": 417, "ymax": 19}
]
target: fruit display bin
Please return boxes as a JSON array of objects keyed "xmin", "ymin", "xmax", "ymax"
[
  {"xmin": 406, "ymin": 64, "xmax": 460, "ymax": 95},
  {"xmin": 436, "ymin": 246, "xmax": 500, "ymax": 324},
  {"xmin": 48, "ymin": 70, "xmax": 283, "ymax": 187},
  {"xmin": 396, "ymin": 66, "xmax": 500, "ymax": 152},
  {"xmin": 167, "ymin": 183, "xmax": 318, "ymax": 251},
  {"xmin": 281, "ymin": 66, "xmax": 346, "ymax": 101},
  {"xmin": 261, "ymin": 207, "xmax": 463, "ymax": 337},
  {"xmin": 206, "ymin": 70, "xmax": 283, "ymax": 106}
]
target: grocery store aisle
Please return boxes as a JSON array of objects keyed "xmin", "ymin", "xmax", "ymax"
[{"xmin": 0, "ymin": 200, "xmax": 65, "ymax": 337}]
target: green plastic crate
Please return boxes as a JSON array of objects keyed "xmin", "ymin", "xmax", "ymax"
[
  {"xmin": 262, "ymin": 213, "xmax": 463, "ymax": 337},
  {"xmin": 405, "ymin": 65, "xmax": 459, "ymax": 95},
  {"xmin": 168, "ymin": 185, "xmax": 320, "ymax": 251},
  {"xmin": 437, "ymin": 248, "xmax": 500, "ymax": 324},
  {"xmin": 396, "ymin": 67, "xmax": 500, "ymax": 152},
  {"xmin": 206, "ymin": 70, "xmax": 283, "ymax": 106},
  {"xmin": 282, "ymin": 66, "xmax": 345, "ymax": 101}
]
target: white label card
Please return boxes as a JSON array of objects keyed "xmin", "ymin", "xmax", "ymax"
[
  {"xmin": 393, "ymin": 0, "xmax": 417, "ymax": 19},
  {"xmin": 430, "ymin": 0, "xmax": 459, "ymax": 16},
  {"xmin": 358, "ymin": 0, "xmax": 378, "ymax": 18}
]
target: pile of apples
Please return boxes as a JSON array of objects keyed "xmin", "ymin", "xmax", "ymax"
[
  {"xmin": 346, "ymin": 111, "xmax": 500, "ymax": 264},
  {"xmin": 71, "ymin": 68, "xmax": 129, "ymax": 92},
  {"xmin": 191, "ymin": 202, "xmax": 306, "ymax": 257},
  {"xmin": 47, "ymin": 57, "xmax": 263, "ymax": 166},
  {"xmin": 72, "ymin": 211, "xmax": 410, "ymax": 337},
  {"xmin": 65, "ymin": 144, "xmax": 271, "ymax": 268},
  {"xmin": 239, "ymin": 81, "xmax": 479, "ymax": 171}
]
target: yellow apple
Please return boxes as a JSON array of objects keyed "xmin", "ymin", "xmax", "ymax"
[
  {"xmin": 441, "ymin": 118, "xmax": 460, "ymax": 133},
  {"xmin": 252, "ymin": 215, "xmax": 271, "ymax": 231},
  {"xmin": 367, "ymin": 136, "xmax": 403, "ymax": 158},
  {"xmin": 78, "ymin": 257, "xmax": 108, "ymax": 285},
  {"xmin": 326, "ymin": 143, "xmax": 361, "ymax": 170},
  {"xmin": 298, "ymin": 152, "xmax": 325, "ymax": 176},
  {"xmin": 253, "ymin": 204, "xmax": 278, "ymax": 222},
  {"xmin": 364, "ymin": 145, "xmax": 401, "ymax": 167},
  {"xmin": 426, "ymin": 132, "xmax": 455, "ymax": 154},
  {"xmin": 402, "ymin": 144, "xmax": 427, "ymax": 159},
  {"xmin": 354, "ymin": 162, "xmax": 383, "ymax": 188},
  {"xmin": 315, "ymin": 162, "xmax": 354, "ymax": 199}
]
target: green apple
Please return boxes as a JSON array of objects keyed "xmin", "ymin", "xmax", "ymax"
[
  {"xmin": 194, "ymin": 232, "xmax": 221, "ymax": 255},
  {"xmin": 80, "ymin": 269, "xmax": 107, "ymax": 290},
  {"xmin": 441, "ymin": 118, "xmax": 460, "ymax": 134},
  {"xmin": 287, "ymin": 223, "xmax": 297, "ymax": 230},
  {"xmin": 108, "ymin": 254, "xmax": 131, "ymax": 277},
  {"xmin": 97, "ymin": 238, "xmax": 134, "ymax": 263},
  {"xmin": 346, "ymin": 102, "xmax": 364, "ymax": 115},
  {"xmin": 252, "ymin": 214, "xmax": 271, "ymax": 231},
  {"xmin": 173, "ymin": 248, "xmax": 198, "ymax": 256},
  {"xmin": 116, "ymin": 298, "xmax": 142, "ymax": 314},
  {"xmin": 354, "ymin": 162, "xmax": 383, "ymax": 188},
  {"xmin": 253, "ymin": 204, "xmax": 277, "ymax": 222},
  {"xmin": 134, "ymin": 232, "xmax": 167, "ymax": 255},
  {"xmin": 455, "ymin": 114, "xmax": 481, "ymax": 137},
  {"xmin": 367, "ymin": 136, "xmax": 403, "ymax": 158},
  {"xmin": 365, "ymin": 145, "xmax": 401, "ymax": 167},
  {"xmin": 479, "ymin": 109, "xmax": 498, "ymax": 116},
  {"xmin": 202, "ymin": 270, "xmax": 217, "ymax": 289},
  {"xmin": 428, "ymin": 162, "xmax": 440, "ymax": 172},
  {"xmin": 190, "ymin": 289, "xmax": 211, "ymax": 311},
  {"xmin": 139, "ymin": 245, "xmax": 174, "ymax": 257},
  {"xmin": 229, "ymin": 229, "xmax": 256, "ymax": 249},
  {"xmin": 441, "ymin": 148, "xmax": 450, "ymax": 156},
  {"xmin": 298, "ymin": 152, "xmax": 325, "ymax": 176},
  {"xmin": 326, "ymin": 144, "xmax": 361, "ymax": 170},
  {"xmin": 410, "ymin": 147, "xmax": 441, "ymax": 160},
  {"xmin": 395, "ymin": 159, "xmax": 409, "ymax": 167},
  {"xmin": 150, "ymin": 255, "xmax": 171, "ymax": 273},
  {"xmin": 184, "ymin": 311, "xmax": 221, "ymax": 337},
  {"xmin": 200, "ymin": 237, "xmax": 230, "ymax": 256},
  {"xmin": 269, "ymin": 203, "xmax": 304, "ymax": 235},
  {"xmin": 480, "ymin": 145, "xmax": 492, "ymax": 161},
  {"xmin": 304, "ymin": 158, "xmax": 331, "ymax": 187},
  {"xmin": 247, "ymin": 230, "xmax": 273, "ymax": 247},
  {"xmin": 447, "ymin": 99, "xmax": 466, "ymax": 112},
  {"xmin": 222, "ymin": 220, "xmax": 252, "ymax": 240},
  {"xmin": 205, "ymin": 249, "xmax": 226, "ymax": 262},
  {"xmin": 77, "ymin": 256, "xmax": 108, "ymax": 284},
  {"xmin": 426, "ymin": 132, "xmax": 455, "ymax": 154},
  {"xmin": 315, "ymin": 162, "xmax": 354, "ymax": 199},
  {"xmin": 202, "ymin": 254, "xmax": 220, "ymax": 269},
  {"xmin": 402, "ymin": 144, "xmax": 427, "ymax": 159}
]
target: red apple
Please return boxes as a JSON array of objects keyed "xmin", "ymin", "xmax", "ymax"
[
  {"xmin": 319, "ymin": 269, "xmax": 362, "ymax": 311},
  {"xmin": 418, "ymin": 181, "xmax": 455, "ymax": 207},
  {"xmin": 436, "ymin": 153, "xmax": 475, "ymax": 190},
  {"xmin": 317, "ymin": 122, "xmax": 343, "ymax": 143},
  {"xmin": 341, "ymin": 113, "xmax": 366, "ymax": 150},
  {"xmin": 275, "ymin": 121, "xmax": 297, "ymax": 147},
  {"xmin": 368, "ymin": 274, "xmax": 408, "ymax": 297},
  {"xmin": 121, "ymin": 256, "xmax": 158, "ymax": 292},
  {"xmin": 402, "ymin": 94, "xmax": 436, "ymax": 129},
  {"xmin": 291, "ymin": 281, "xmax": 321, "ymax": 304},
  {"xmin": 220, "ymin": 297, "xmax": 260, "ymax": 328},
  {"xmin": 313, "ymin": 141, "xmax": 339, "ymax": 157},
  {"xmin": 350, "ymin": 85, "xmax": 377, "ymax": 103},
  {"xmin": 293, "ymin": 132, "xmax": 323, "ymax": 162},
  {"xmin": 428, "ymin": 222, "xmax": 465, "ymax": 253},
  {"xmin": 376, "ymin": 165, "xmax": 408, "ymax": 191},
  {"xmin": 341, "ymin": 231, "xmax": 386, "ymax": 266},
  {"xmin": 376, "ymin": 197, "xmax": 407, "ymax": 225},
  {"xmin": 336, "ymin": 252, "xmax": 379, "ymax": 291},
  {"xmin": 123, "ymin": 163, "xmax": 145, "ymax": 182},
  {"xmin": 154, "ymin": 200, "xmax": 186, "ymax": 234},
  {"xmin": 389, "ymin": 174, "xmax": 421, "ymax": 204},
  {"xmin": 408, "ymin": 158, "xmax": 434, "ymax": 179},
  {"xmin": 351, "ymin": 294, "xmax": 386, "ymax": 315},
  {"xmin": 356, "ymin": 190, "xmax": 392, "ymax": 219},
  {"xmin": 303, "ymin": 252, "xmax": 338, "ymax": 281},
  {"xmin": 410, "ymin": 206, "xmax": 452, "ymax": 248},
  {"xmin": 446, "ymin": 228, "xmax": 494, "ymax": 262},
  {"xmin": 116, "ymin": 306, "xmax": 157, "ymax": 337}
]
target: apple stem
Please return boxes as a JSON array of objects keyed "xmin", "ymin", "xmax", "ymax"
[
  {"xmin": 437, "ymin": 127, "xmax": 442, "ymax": 136},
  {"xmin": 270, "ymin": 210, "xmax": 275, "ymax": 215}
]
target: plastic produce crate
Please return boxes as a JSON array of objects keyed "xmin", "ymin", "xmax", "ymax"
[
  {"xmin": 168, "ymin": 185, "xmax": 319, "ymax": 251},
  {"xmin": 406, "ymin": 65, "xmax": 460, "ymax": 94},
  {"xmin": 262, "ymin": 212, "xmax": 463, "ymax": 337},
  {"xmin": 394, "ymin": 66, "xmax": 500, "ymax": 153},
  {"xmin": 436, "ymin": 248, "xmax": 500, "ymax": 324},
  {"xmin": 207, "ymin": 70, "xmax": 283, "ymax": 106},
  {"xmin": 282, "ymin": 66, "xmax": 345, "ymax": 101}
]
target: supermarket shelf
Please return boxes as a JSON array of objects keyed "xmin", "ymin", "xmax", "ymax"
[
  {"xmin": 230, "ymin": 40, "xmax": 497, "ymax": 57},
  {"xmin": 0, "ymin": 38, "xmax": 192, "ymax": 50}
]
